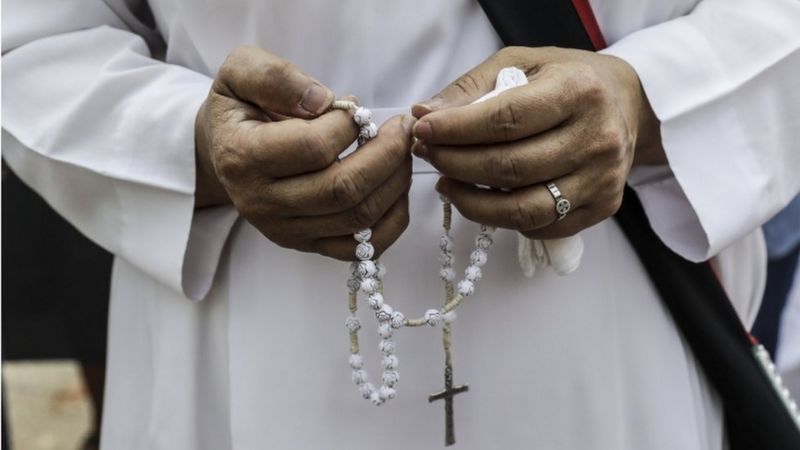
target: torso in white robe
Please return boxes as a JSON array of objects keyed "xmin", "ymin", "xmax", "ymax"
[{"xmin": 4, "ymin": 0, "xmax": 800, "ymax": 449}]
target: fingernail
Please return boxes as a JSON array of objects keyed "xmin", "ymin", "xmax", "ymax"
[
  {"xmin": 413, "ymin": 121, "xmax": 432, "ymax": 141},
  {"xmin": 300, "ymin": 82, "xmax": 332, "ymax": 115},
  {"xmin": 412, "ymin": 140, "xmax": 429, "ymax": 159}
]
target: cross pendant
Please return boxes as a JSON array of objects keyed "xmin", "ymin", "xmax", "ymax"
[{"xmin": 429, "ymin": 366, "xmax": 469, "ymax": 446}]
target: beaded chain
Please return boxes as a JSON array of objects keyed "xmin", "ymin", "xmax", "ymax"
[{"xmin": 332, "ymin": 100, "xmax": 496, "ymax": 406}]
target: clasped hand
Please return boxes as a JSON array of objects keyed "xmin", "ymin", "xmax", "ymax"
[{"xmin": 195, "ymin": 45, "xmax": 664, "ymax": 260}]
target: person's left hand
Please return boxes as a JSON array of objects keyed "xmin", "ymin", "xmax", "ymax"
[{"xmin": 411, "ymin": 46, "xmax": 665, "ymax": 239}]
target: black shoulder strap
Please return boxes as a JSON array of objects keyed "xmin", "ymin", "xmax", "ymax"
[{"xmin": 476, "ymin": 1, "xmax": 800, "ymax": 447}]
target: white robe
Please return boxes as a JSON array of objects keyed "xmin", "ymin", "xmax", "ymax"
[{"xmin": 3, "ymin": 0, "xmax": 800, "ymax": 448}]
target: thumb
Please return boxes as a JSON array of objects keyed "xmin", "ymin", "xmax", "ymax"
[
  {"xmin": 216, "ymin": 46, "xmax": 334, "ymax": 119},
  {"xmin": 411, "ymin": 57, "xmax": 506, "ymax": 119}
]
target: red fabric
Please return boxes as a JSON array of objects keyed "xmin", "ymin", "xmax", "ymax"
[{"xmin": 570, "ymin": 0, "xmax": 607, "ymax": 50}]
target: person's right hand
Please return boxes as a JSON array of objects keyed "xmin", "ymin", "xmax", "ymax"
[{"xmin": 195, "ymin": 46, "xmax": 414, "ymax": 260}]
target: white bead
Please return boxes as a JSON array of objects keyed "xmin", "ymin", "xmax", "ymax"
[
  {"xmin": 439, "ymin": 252, "xmax": 454, "ymax": 266},
  {"xmin": 349, "ymin": 261, "xmax": 360, "ymax": 275},
  {"xmin": 382, "ymin": 355, "xmax": 399, "ymax": 370},
  {"xmin": 352, "ymin": 369, "xmax": 368, "ymax": 385},
  {"xmin": 464, "ymin": 265, "xmax": 482, "ymax": 281},
  {"xmin": 781, "ymin": 387, "xmax": 791, "ymax": 400},
  {"xmin": 359, "ymin": 122, "xmax": 378, "ymax": 140},
  {"xmin": 355, "ymin": 242, "xmax": 375, "ymax": 260},
  {"xmin": 359, "ymin": 382, "xmax": 375, "ymax": 399},
  {"xmin": 379, "ymin": 339, "xmax": 396, "ymax": 355},
  {"xmin": 475, "ymin": 233, "xmax": 494, "ymax": 250},
  {"xmin": 346, "ymin": 276, "xmax": 362, "ymax": 292},
  {"xmin": 367, "ymin": 292, "xmax": 384, "ymax": 310},
  {"xmin": 424, "ymin": 309, "xmax": 442, "ymax": 327},
  {"xmin": 345, "ymin": 316, "xmax": 361, "ymax": 332},
  {"xmin": 376, "ymin": 304, "xmax": 394, "ymax": 322},
  {"xmin": 458, "ymin": 279, "xmax": 475, "ymax": 296},
  {"xmin": 775, "ymin": 374, "xmax": 784, "ymax": 386},
  {"xmin": 379, "ymin": 386, "xmax": 397, "ymax": 400},
  {"xmin": 376, "ymin": 262, "xmax": 387, "ymax": 279},
  {"xmin": 353, "ymin": 107, "xmax": 372, "ymax": 126},
  {"xmin": 357, "ymin": 260, "xmax": 378, "ymax": 278},
  {"xmin": 378, "ymin": 322, "xmax": 393, "ymax": 339},
  {"xmin": 789, "ymin": 399, "xmax": 798, "ymax": 413},
  {"xmin": 390, "ymin": 311, "xmax": 405, "ymax": 329},
  {"xmin": 382, "ymin": 370, "xmax": 400, "ymax": 387},
  {"xmin": 360, "ymin": 277, "xmax": 379, "ymax": 295},
  {"xmin": 439, "ymin": 267, "xmax": 456, "ymax": 282},
  {"xmin": 439, "ymin": 194, "xmax": 450, "ymax": 203},
  {"xmin": 348, "ymin": 354, "xmax": 363, "ymax": 369},
  {"xmin": 369, "ymin": 390, "xmax": 385, "ymax": 406},
  {"xmin": 439, "ymin": 234, "xmax": 454, "ymax": 252},
  {"xmin": 470, "ymin": 249, "xmax": 488, "ymax": 267},
  {"xmin": 443, "ymin": 311, "xmax": 457, "ymax": 323}
]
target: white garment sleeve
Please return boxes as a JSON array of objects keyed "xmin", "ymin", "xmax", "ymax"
[
  {"xmin": 2, "ymin": 0, "xmax": 238, "ymax": 300},
  {"xmin": 602, "ymin": 0, "xmax": 800, "ymax": 262}
]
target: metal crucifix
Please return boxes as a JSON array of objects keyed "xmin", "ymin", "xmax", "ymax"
[{"xmin": 429, "ymin": 319, "xmax": 469, "ymax": 446}]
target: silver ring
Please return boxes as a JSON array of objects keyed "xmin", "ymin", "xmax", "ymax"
[{"xmin": 545, "ymin": 182, "xmax": 571, "ymax": 221}]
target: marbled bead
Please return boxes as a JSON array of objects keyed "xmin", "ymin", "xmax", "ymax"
[
  {"xmin": 353, "ymin": 228, "xmax": 372, "ymax": 243},
  {"xmin": 379, "ymin": 339, "xmax": 396, "ymax": 355},
  {"xmin": 390, "ymin": 311, "xmax": 405, "ymax": 329},
  {"xmin": 465, "ymin": 265, "xmax": 482, "ymax": 281},
  {"xmin": 348, "ymin": 354, "xmax": 364, "ymax": 369},
  {"xmin": 357, "ymin": 260, "xmax": 378, "ymax": 278},
  {"xmin": 382, "ymin": 370, "xmax": 400, "ymax": 387},
  {"xmin": 376, "ymin": 304, "xmax": 394, "ymax": 322},
  {"xmin": 439, "ymin": 267, "xmax": 456, "ymax": 282},
  {"xmin": 369, "ymin": 391, "xmax": 385, "ymax": 406},
  {"xmin": 470, "ymin": 249, "xmax": 488, "ymax": 267},
  {"xmin": 360, "ymin": 277, "xmax": 379, "ymax": 295},
  {"xmin": 424, "ymin": 309, "xmax": 442, "ymax": 327},
  {"xmin": 382, "ymin": 355, "xmax": 399, "ymax": 370},
  {"xmin": 367, "ymin": 292, "xmax": 384, "ymax": 310},
  {"xmin": 378, "ymin": 322, "xmax": 393, "ymax": 339},
  {"xmin": 355, "ymin": 242, "xmax": 375, "ymax": 260},
  {"xmin": 359, "ymin": 122, "xmax": 378, "ymax": 140},
  {"xmin": 439, "ymin": 234, "xmax": 454, "ymax": 252},
  {"xmin": 345, "ymin": 316, "xmax": 361, "ymax": 332},
  {"xmin": 352, "ymin": 369, "xmax": 368, "ymax": 385},
  {"xmin": 458, "ymin": 279, "xmax": 475, "ymax": 296},
  {"xmin": 475, "ymin": 233, "xmax": 494, "ymax": 250},
  {"xmin": 347, "ymin": 276, "xmax": 362, "ymax": 292},
  {"xmin": 353, "ymin": 107, "xmax": 372, "ymax": 126},
  {"xmin": 379, "ymin": 386, "xmax": 397, "ymax": 400},
  {"xmin": 359, "ymin": 382, "xmax": 376, "ymax": 399}
]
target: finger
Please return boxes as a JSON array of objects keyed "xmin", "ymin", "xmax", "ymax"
[
  {"xmin": 413, "ymin": 74, "xmax": 574, "ymax": 145},
  {"xmin": 268, "ymin": 115, "xmax": 415, "ymax": 216},
  {"xmin": 312, "ymin": 194, "xmax": 410, "ymax": 261},
  {"xmin": 520, "ymin": 208, "xmax": 596, "ymax": 240},
  {"xmin": 411, "ymin": 56, "xmax": 507, "ymax": 119},
  {"xmin": 215, "ymin": 45, "xmax": 334, "ymax": 118},
  {"xmin": 264, "ymin": 159, "xmax": 412, "ymax": 238},
  {"xmin": 436, "ymin": 176, "xmax": 585, "ymax": 232},
  {"xmin": 233, "ymin": 108, "xmax": 358, "ymax": 178},
  {"xmin": 413, "ymin": 127, "xmax": 577, "ymax": 189}
]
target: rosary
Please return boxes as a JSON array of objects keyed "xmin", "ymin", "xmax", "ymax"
[{"xmin": 332, "ymin": 68, "xmax": 529, "ymax": 446}]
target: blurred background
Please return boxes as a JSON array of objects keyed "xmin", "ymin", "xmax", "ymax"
[{"xmin": 1, "ymin": 161, "xmax": 799, "ymax": 450}]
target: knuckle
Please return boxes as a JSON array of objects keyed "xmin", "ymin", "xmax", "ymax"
[
  {"xmin": 508, "ymin": 199, "xmax": 541, "ymax": 231},
  {"xmin": 263, "ymin": 58, "xmax": 293, "ymax": 85},
  {"xmin": 351, "ymin": 196, "xmax": 382, "ymax": 229},
  {"xmin": 452, "ymin": 72, "xmax": 483, "ymax": 96},
  {"xmin": 213, "ymin": 142, "xmax": 248, "ymax": 181},
  {"xmin": 490, "ymin": 98, "xmax": 523, "ymax": 140},
  {"xmin": 490, "ymin": 153, "xmax": 523, "ymax": 187},
  {"xmin": 331, "ymin": 170, "xmax": 365, "ymax": 210}
]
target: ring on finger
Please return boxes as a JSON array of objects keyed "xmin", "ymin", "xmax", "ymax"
[{"xmin": 545, "ymin": 181, "xmax": 571, "ymax": 221}]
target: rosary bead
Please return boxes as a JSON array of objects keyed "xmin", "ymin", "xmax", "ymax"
[
  {"xmin": 359, "ymin": 382, "xmax": 376, "ymax": 399},
  {"xmin": 347, "ymin": 276, "xmax": 362, "ymax": 292},
  {"xmin": 465, "ymin": 265, "xmax": 482, "ymax": 281},
  {"xmin": 357, "ymin": 260, "xmax": 378, "ymax": 278},
  {"xmin": 354, "ymin": 228, "xmax": 372, "ymax": 243},
  {"xmin": 382, "ymin": 355, "xmax": 399, "ymax": 370},
  {"xmin": 382, "ymin": 370, "xmax": 400, "ymax": 387},
  {"xmin": 457, "ymin": 279, "xmax": 475, "ymax": 296},
  {"xmin": 352, "ymin": 369, "xmax": 368, "ymax": 385},
  {"xmin": 470, "ymin": 249, "xmax": 488, "ymax": 267},
  {"xmin": 443, "ymin": 311, "xmax": 457, "ymax": 323},
  {"xmin": 439, "ymin": 234, "xmax": 454, "ymax": 252},
  {"xmin": 439, "ymin": 252, "xmax": 454, "ymax": 267},
  {"xmin": 359, "ymin": 122, "xmax": 378, "ymax": 140},
  {"xmin": 376, "ymin": 304, "xmax": 394, "ymax": 322},
  {"xmin": 379, "ymin": 339, "xmax": 396, "ymax": 355},
  {"xmin": 475, "ymin": 233, "xmax": 494, "ymax": 250},
  {"xmin": 378, "ymin": 322, "xmax": 393, "ymax": 339},
  {"xmin": 367, "ymin": 292, "xmax": 384, "ymax": 310},
  {"xmin": 424, "ymin": 309, "xmax": 443, "ymax": 327},
  {"xmin": 360, "ymin": 277, "xmax": 379, "ymax": 295},
  {"xmin": 355, "ymin": 242, "xmax": 375, "ymax": 260},
  {"xmin": 390, "ymin": 311, "xmax": 405, "ymax": 329},
  {"xmin": 345, "ymin": 316, "xmax": 361, "ymax": 332},
  {"xmin": 369, "ymin": 390, "xmax": 385, "ymax": 406},
  {"xmin": 439, "ymin": 267, "xmax": 456, "ymax": 282},
  {"xmin": 379, "ymin": 386, "xmax": 397, "ymax": 400},
  {"xmin": 348, "ymin": 354, "xmax": 364, "ymax": 369},
  {"xmin": 353, "ymin": 107, "xmax": 372, "ymax": 126},
  {"xmin": 438, "ymin": 194, "xmax": 451, "ymax": 203}
]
